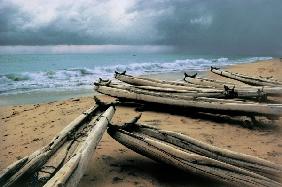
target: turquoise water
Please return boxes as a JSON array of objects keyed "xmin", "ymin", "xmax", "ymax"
[{"xmin": 0, "ymin": 53, "xmax": 272, "ymax": 105}]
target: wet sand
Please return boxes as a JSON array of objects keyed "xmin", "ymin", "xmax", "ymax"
[{"xmin": 0, "ymin": 59, "xmax": 281, "ymax": 186}]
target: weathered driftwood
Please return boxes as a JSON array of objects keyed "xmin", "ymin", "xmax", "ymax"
[
  {"xmin": 184, "ymin": 72, "xmax": 282, "ymax": 97},
  {"xmin": 120, "ymin": 119, "xmax": 282, "ymax": 181},
  {"xmin": 210, "ymin": 67, "xmax": 282, "ymax": 86},
  {"xmin": 107, "ymin": 126, "xmax": 281, "ymax": 187},
  {"xmin": 44, "ymin": 106, "xmax": 115, "ymax": 187},
  {"xmin": 114, "ymin": 72, "xmax": 268, "ymax": 101},
  {"xmin": 0, "ymin": 100, "xmax": 115, "ymax": 187},
  {"xmin": 95, "ymin": 84, "xmax": 282, "ymax": 118}
]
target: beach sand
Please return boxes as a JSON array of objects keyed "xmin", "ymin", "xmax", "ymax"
[{"xmin": 0, "ymin": 59, "xmax": 281, "ymax": 186}]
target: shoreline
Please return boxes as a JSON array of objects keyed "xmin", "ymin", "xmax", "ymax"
[
  {"xmin": 0, "ymin": 58, "xmax": 275, "ymax": 107},
  {"xmin": 0, "ymin": 59, "xmax": 281, "ymax": 186}
]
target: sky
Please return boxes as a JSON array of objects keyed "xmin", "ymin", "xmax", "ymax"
[{"xmin": 1, "ymin": 0, "xmax": 282, "ymax": 56}]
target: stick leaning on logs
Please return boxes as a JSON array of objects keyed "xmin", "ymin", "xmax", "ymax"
[
  {"xmin": 0, "ymin": 99, "xmax": 115, "ymax": 187},
  {"xmin": 108, "ymin": 119, "xmax": 281, "ymax": 187}
]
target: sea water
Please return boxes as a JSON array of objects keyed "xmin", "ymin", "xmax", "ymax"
[{"xmin": 0, "ymin": 53, "xmax": 272, "ymax": 105}]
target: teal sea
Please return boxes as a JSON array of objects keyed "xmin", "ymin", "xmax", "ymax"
[{"xmin": 0, "ymin": 53, "xmax": 272, "ymax": 106}]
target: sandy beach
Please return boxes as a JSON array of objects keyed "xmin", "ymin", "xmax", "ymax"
[{"xmin": 0, "ymin": 59, "xmax": 281, "ymax": 186}]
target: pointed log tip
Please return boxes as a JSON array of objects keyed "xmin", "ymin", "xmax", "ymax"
[
  {"xmin": 93, "ymin": 96, "xmax": 107, "ymax": 107},
  {"xmin": 93, "ymin": 82, "xmax": 100, "ymax": 87},
  {"xmin": 211, "ymin": 66, "xmax": 220, "ymax": 71},
  {"xmin": 120, "ymin": 114, "xmax": 142, "ymax": 131},
  {"xmin": 95, "ymin": 79, "xmax": 111, "ymax": 86},
  {"xmin": 184, "ymin": 72, "xmax": 197, "ymax": 80},
  {"xmin": 223, "ymin": 85, "xmax": 238, "ymax": 98},
  {"xmin": 115, "ymin": 71, "xmax": 127, "ymax": 76},
  {"xmin": 99, "ymin": 78, "xmax": 110, "ymax": 82}
]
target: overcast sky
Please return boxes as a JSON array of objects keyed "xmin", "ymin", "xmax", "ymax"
[{"xmin": 1, "ymin": 0, "xmax": 282, "ymax": 55}]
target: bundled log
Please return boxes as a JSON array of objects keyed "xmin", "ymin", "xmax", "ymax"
[
  {"xmin": 45, "ymin": 106, "xmax": 115, "ymax": 187},
  {"xmin": 184, "ymin": 72, "xmax": 282, "ymax": 97},
  {"xmin": 95, "ymin": 83, "xmax": 282, "ymax": 118},
  {"xmin": 107, "ymin": 125, "xmax": 281, "ymax": 187},
  {"xmin": 119, "ymin": 118, "xmax": 282, "ymax": 181},
  {"xmin": 0, "ymin": 100, "xmax": 115, "ymax": 187},
  {"xmin": 96, "ymin": 80, "xmax": 262, "ymax": 104},
  {"xmin": 210, "ymin": 67, "xmax": 282, "ymax": 86}
]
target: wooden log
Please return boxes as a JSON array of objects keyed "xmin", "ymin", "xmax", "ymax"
[
  {"xmin": 95, "ymin": 84, "xmax": 282, "ymax": 117},
  {"xmin": 0, "ymin": 157, "xmax": 28, "ymax": 186},
  {"xmin": 107, "ymin": 126, "xmax": 281, "ymax": 187},
  {"xmin": 0, "ymin": 99, "xmax": 107, "ymax": 187},
  {"xmin": 210, "ymin": 67, "xmax": 282, "ymax": 86},
  {"xmin": 120, "ymin": 121, "xmax": 282, "ymax": 181},
  {"xmin": 44, "ymin": 106, "xmax": 115, "ymax": 187}
]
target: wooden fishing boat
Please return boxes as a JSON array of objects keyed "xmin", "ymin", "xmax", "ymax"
[
  {"xmin": 113, "ymin": 72, "xmax": 267, "ymax": 101},
  {"xmin": 100, "ymin": 81, "xmax": 267, "ymax": 101},
  {"xmin": 118, "ymin": 117, "xmax": 282, "ymax": 181},
  {"xmin": 107, "ymin": 123, "xmax": 281, "ymax": 187},
  {"xmin": 0, "ymin": 100, "xmax": 115, "ymax": 187},
  {"xmin": 210, "ymin": 67, "xmax": 282, "ymax": 86},
  {"xmin": 183, "ymin": 72, "xmax": 282, "ymax": 97},
  {"xmin": 94, "ymin": 82, "xmax": 282, "ymax": 118}
]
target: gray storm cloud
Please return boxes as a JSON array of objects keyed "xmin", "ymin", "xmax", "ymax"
[{"xmin": 0, "ymin": 0, "xmax": 282, "ymax": 55}]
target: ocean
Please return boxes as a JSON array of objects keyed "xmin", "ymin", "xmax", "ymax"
[{"xmin": 0, "ymin": 53, "xmax": 272, "ymax": 106}]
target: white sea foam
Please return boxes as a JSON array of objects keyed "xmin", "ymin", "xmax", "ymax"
[{"xmin": 0, "ymin": 56, "xmax": 272, "ymax": 95}]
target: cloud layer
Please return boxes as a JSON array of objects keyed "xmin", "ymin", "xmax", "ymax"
[{"xmin": 1, "ymin": 0, "xmax": 282, "ymax": 55}]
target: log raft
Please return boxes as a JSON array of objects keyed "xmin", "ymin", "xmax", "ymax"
[
  {"xmin": 115, "ymin": 71, "xmax": 220, "ymax": 92},
  {"xmin": 183, "ymin": 72, "xmax": 282, "ymax": 97},
  {"xmin": 113, "ymin": 72, "xmax": 268, "ymax": 101},
  {"xmin": 210, "ymin": 67, "xmax": 282, "ymax": 86},
  {"xmin": 95, "ymin": 83, "xmax": 282, "ymax": 118},
  {"xmin": 107, "ymin": 125, "xmax": 281, "ymax": 187},
  {"xmin": 119, "ymin": 120, "xmax": 282, "ymax": 181},
  {"xmin": 0, "ymin": 101, "xmax": 115, "ymax": 187}
]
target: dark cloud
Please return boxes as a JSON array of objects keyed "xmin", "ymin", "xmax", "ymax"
[{"xmin": 0, "ymin": 0, "xmax": 282, "ymax": 55}]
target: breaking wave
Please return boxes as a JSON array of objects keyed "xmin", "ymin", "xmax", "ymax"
[{"xmin": 0, "ymin": 56, "xmax": 272, "ymax": 95}]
